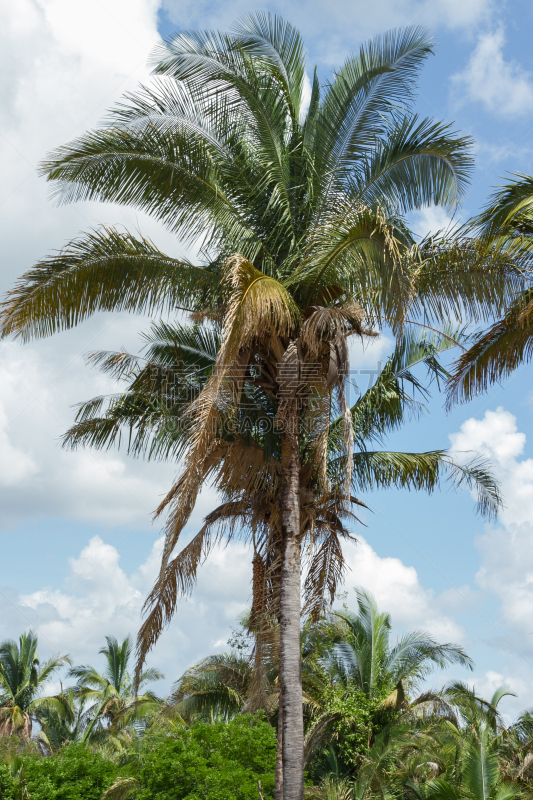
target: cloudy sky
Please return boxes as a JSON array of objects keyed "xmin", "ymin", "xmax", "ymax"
[{"xmin": 2, "ymin": 0, "xmax": 533, "ymax": 715}]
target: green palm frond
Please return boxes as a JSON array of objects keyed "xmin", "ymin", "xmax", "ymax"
[
  {"xmin": 446, "ymin": 289, "xmax": 533, "ymax": 408},
  {"xmin": 354, "ymin": 115, "xmax": 473, "ymax": 212},
  {"xmin": 335, "ymin": 450, "xmax": 501, "ymax": 519},
  {"xmin": 472, "ymin": 172, "xmax": 533, "ymax": 239},
  {"xmin": 1, "ymin": 227, "xmax": 215, "ymax": 340}
]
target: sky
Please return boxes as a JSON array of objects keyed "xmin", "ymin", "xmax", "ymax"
[{"xmin": 1, "ymin": 0, "xmax": 533, "ymax": 717}]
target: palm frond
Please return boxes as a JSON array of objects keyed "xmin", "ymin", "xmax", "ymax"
[{"xmin": 1, "ymin": 227, "xmax": 214, "ymax": 340}]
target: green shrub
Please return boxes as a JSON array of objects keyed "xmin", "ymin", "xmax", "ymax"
[
  {"xmin": 0, "ymin": 762, "xmax": 16, "ymax": 800},
  {"xmin": 21, "ymin": 744, "xmax": 118, "ymax": 800},
  {"xmin": 136, "ymin": 714, "xmax": 277, "ymax": 800}
]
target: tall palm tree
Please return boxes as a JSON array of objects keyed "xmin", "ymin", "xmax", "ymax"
[
  {"xmin": 0, "ymin": 15, "xmax": 515, "ymax": 797},
  {"xmin": 447, "ymin": 172, "xmax": 533, "ymax": 406},
  {"xmin": 64, "ymin": 322, "xmax": 500, "ymax": 628},
  {"xmin": 68, "ymin": 636, "xmax": 163, "ymax": 743},
  {"xmin": 0, "ymin": 631, "xmax": 70, "ymax": 739}
]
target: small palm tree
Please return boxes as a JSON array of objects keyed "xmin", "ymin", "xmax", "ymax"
[
  {"xmin": 37, "ymin": 686, "xmax": 94, "ymax": 752},
  {"xmin": 331, "ymin": 590, "xmax": 473, "ymax": 706},
  {"xmin": 303, "ymin": 591, "xmax": 473, "ymax": 773},
  {"xmin": 167, "ymin": 652, "xmax": 257, "ymax": 723},
  {"xmin": 68, "ymin": 636, "xmax": 163, "ymax": 743},
  {"xmin": 407, "ymin": 726, "xmax": 521, "ymax": 800},
  {"xmin": 0, "ymin": 631, "xmax": 70, "ymax": 739}
]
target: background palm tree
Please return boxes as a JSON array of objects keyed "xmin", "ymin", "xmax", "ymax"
[
  {"xmin": 0, "ymin": 14, "xmax": 516, "ymax": 798},
  {"xmin": 407, "ymin": 685, "xmax": 524, "ymax": 800},
  {"xmin": 0, "ymin": 631, "xmax": 70, "ymax": 739},
  {"xmin": 303, "ymin": 591, "xmax": 473, "ymax": 775},
  {"xmin": 36, "ymin": 686, "xmax": 92, "ymax": 753},
  {"xmin": 68, "ymin": 636, "xmax": 163, "ymax": 745}
]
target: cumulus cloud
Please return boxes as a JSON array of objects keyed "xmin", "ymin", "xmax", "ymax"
[
  {"xmin": 452, "ymin": 29, "xmax": 533, "ymax": 117},
  {"xmin": 3, "ymin": 534, "xmax": 252, "ymax": 691},
  {"xmin": 449, "ymin": 408, "xmax": 533, "ymax": 661},
  {"xmin": 340, "ymin": 536, "xmax": 466, "ymax": 643},
  {"xmin": 0, "ymin": 0, "xmax": 205, "ymax": 531},
  {"xmin": 0, "ymin": 527, "xmax": 470, "ymax": 691}
]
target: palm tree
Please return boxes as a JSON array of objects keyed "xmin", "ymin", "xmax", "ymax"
[
  {"xmin": 68, "ymin": 636, "xmax": 163, "ymax": 743},
  {"xmin": 1, "ymin": 15, "xmax": 515, "ymax": 797},
  {"xmin": 0, "ymin": 631, "xmax": 70, "ymax": 739},
  {"xmin": 36, "ymin": 686, "xmax": 92, "ymax": 753},
  {"xmin": 64, "ymin": 322, "xmax": 500, "ymax": 627},
  {"xmin": 407, "ymin": 685, "xmax": 524, "ymax": 800},
  {"xmin": 167, "ymin": 651, "xmax": 257, "ymax": 723},
  {"xmin": 303, "ymin": 591, "xmax": 473, "ymax": 774},
  {"xmin": 447, "ymin": 173, "xmax": 533, "ymax": 406}
]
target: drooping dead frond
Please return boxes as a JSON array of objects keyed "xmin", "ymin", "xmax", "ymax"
[
  {"xmin": 154, "ymin": 255, "xmax": 299, "ymax": 567},
  {"xmin": 302, "ymin": 503, "xmax": 359, "ymax": 621}
]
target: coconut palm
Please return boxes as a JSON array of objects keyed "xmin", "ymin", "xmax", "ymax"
[
  {"xmin": 430, "ymin": 681, "xmax": 533, "ymax": 787},
  {"xmin": 447, "ymin": 173, "xmax": 533, "ymax": 406},
  {"xmin": 329, "ymin": 591, "xmax": 473, "ymax": 705},
  {"xmin": 68, "ymin": 636, "xmax": 163, "ymax": 743},
  {"xmin": 167, "ymin": 652, "xmax": 257, "ymax": 723},
  {"xmin": 64, "ymin": 321, "xmax": 500, "ymax": 628},
  {"xmin": 36, "ymin": 686, "xmax": 92, "ymax": 753},
  {"xmin": 406, "ymin": 729, "xmax": 521, "ymax": 800},
  {"xmin": 0, "ymin": 631, "xmax": 70, "ymax": 739},
  {"xmin": 1, "ymin": 15, "xmax": 516, "ymax": 797}
]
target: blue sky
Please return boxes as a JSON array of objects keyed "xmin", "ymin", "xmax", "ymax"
[{"xmin": 2, "ymin": 0, "xmax": 533, "ymax": 715}]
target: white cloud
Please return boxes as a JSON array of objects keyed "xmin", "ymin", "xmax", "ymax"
[
  {"xmin": 452, "ymin": 29, "xmax": 533, "ymax": 117},
  {"xmin": 449, "ymin": 407, "xmax": 532, "ymax": 527},
  {"xmin": 340, "ymin": 536, "xmax": 466, "ymax": 643},
  {"xmin": 0, "ymin": 0, "xmax": 208, "ymax": 531},
  {"xmin": 4, "ymin": 534, "xmax": 252, "ymax": 690},
  {"xmin": 410, "ymin": 206, "xmax": 462, "ymax": 239},
  {"xmin": 449, "ymin": 409, "xmax": 533, "ymax": 661},
  {"xmin": 0, "ymin": 529, "xmax": 469, "ymax": 691}
]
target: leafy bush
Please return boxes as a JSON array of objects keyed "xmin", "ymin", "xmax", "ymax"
[
  {"xmin": 21, "ymin": 744, "xmax": 118, "ymax": 800},
  {"xmin": 136, "ymin": 714, "xmax": 277, "ymax": 800},
  {"xmin": 0, "ymin": 762, "xmax": 16, "ymax": 800}
]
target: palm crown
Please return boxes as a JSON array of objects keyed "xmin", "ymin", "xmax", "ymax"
[
  {"xmin": 0, "ymin": 631, "xmax": 70, "ymax": 739},
  {"xmin": 67, "ymin": 636, "xmax": 163, "ymax": 742}
]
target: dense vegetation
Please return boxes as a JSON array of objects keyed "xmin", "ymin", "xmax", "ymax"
[{"xmin": 2, "ymin": 594, "xmax": 533, "ymax": 800}]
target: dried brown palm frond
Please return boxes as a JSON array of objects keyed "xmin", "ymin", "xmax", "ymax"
[{"xmin": 152, "ymin": 255, "xmax": 299, "ymax": 570}]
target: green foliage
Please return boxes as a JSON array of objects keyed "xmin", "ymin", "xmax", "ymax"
[
  {"xmin": 0, "ymin": 762, "xmax": 16, "ymax": 800},
  {"xmin": 7, "ymin": 744, "xmax": 119, "ymax": 800},
  {"xmin": 318, "ymin": 685, "xmax": 388, "ymax": 769},
  {"xmin": 135, "ymin": 715, "xmax": 276, "ymax": 800}
]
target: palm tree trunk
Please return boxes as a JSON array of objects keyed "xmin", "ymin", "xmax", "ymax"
[
  {"xmin": 279, "ymin": 419, "xmax": 304, "ymax": 800},
  {"xmin": 275, "ymin": 700, "xmax": 283, "ymax": 800}
]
